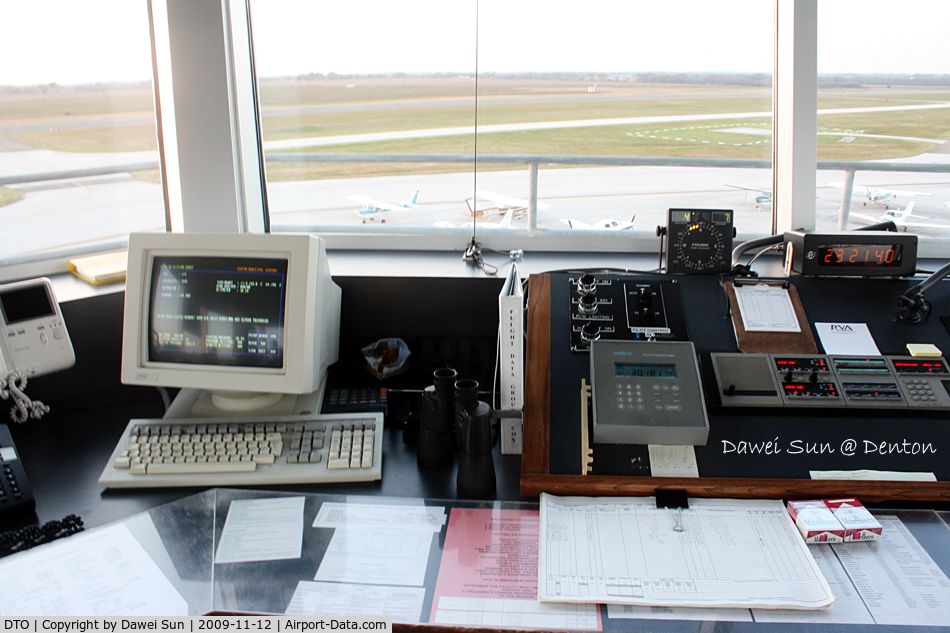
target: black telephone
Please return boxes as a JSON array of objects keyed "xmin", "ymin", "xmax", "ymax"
[{"xmin": 0, "ymin": 424, "xmax": 35, "ymax": 520}]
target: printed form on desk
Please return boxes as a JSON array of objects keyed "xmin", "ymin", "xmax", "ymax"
[{"xmin": 538, "ymin": 494, "xmax": 835, "ymax": 610}]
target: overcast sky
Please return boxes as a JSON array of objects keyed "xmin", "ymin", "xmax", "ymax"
[{"xmin": 0, "ymin": 1, "xmax": 948, "ymax": 86}]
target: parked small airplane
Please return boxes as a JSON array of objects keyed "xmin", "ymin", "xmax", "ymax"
[
  {"xmin": 465, "ymin": 190, "xmax": 549, "ymax": 218},
  {"xmin": 725, "ymin": 183, "xmax": 771, "ymax": 209},
  {"xmin": 829, "ymin": 182, "xmax": 934, "ymax": 209},
  {"xmin": 434, "ymin": 208, "xmax": 516, "ymax": 229},
  {"xmin": 347, "ymin": 190, "xmax": 419, "ymax": 222},
  {"xmin": 851, "ymin": 202, "xmax": 950, "ymax": 231},
  {"xmin": 560, "ymin": 216, "xmax": 636, "ymax": 230}
]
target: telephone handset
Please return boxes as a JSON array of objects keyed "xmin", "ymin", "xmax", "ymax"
[{"xmin": 0, "ymin": 278, "xmax": 75, "ymax": 422}]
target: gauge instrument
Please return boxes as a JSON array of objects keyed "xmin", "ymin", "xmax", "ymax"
[{"xmin": 665, "ymin": 208, "xmax": 734, "ymax": 274}]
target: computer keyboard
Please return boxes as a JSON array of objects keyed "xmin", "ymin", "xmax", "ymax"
[{"xmin": 98, "ymin": 413, "xmax": 383, "ymax": 489}]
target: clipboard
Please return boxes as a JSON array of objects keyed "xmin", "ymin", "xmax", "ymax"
[{"xmin": 725, "ymin": 280, "xmax": 818, "ymax": 354}]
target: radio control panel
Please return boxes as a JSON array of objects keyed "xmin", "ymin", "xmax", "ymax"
[
  {"xmin": 568, "ymin": 274, "xmax": 687, "ymax": 352},
  {"xmin": 711, "ymin": 353, "xmax": 950, "ymax": 410}
]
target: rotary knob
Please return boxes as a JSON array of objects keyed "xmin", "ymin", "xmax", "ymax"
[
  {"xmin": 578, "ymin": 293, "xmax": 598, "ymax": 315},
  {"xmin": 577, "ymin": 273, "xmax": 597, "ymax": 295},
  {"xmin": 580, "ymin": 321, "xmax": 601, "ymax": 343},
  {"xmin": 637, "ymin": 287, "xmax": 654, "ymax": 307}
]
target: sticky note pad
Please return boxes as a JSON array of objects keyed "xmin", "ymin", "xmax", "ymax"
[{"xmin": 907, "ymin": 343, "xmax": 943, "ymax": 357}]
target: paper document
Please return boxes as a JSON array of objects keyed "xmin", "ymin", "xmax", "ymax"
[
  {"xmin": 734, "ymin": 284, "xmax": 801, "ymax": 332},
  {"xmin": 810, "ymin": 469, "xmax": 937, "ymax": 482},
  {"xmin": 215, "ymin": 496, "xmax": 306, "ymax": 563},
  {"xmin": 313, "ymin": 501, "xmax": 445, "ymax": 531},
  {"xmin": 314, "ymin": 502, "xmax": 445, "ymax": 587},
  {"xmin": 538, "ymin": 494, "xmax": 835, "ymax": 609},
  {"xmin": 431, "ymin": 507, "xmax": 601, "ymax": 631},
  {"xmin": 834, "ymin": 515, "xmax": 950, "ymax": 626},
  {"xmin": 815, "ymin": 322, "xmax": 881, "ymax": 356},
  {"xmin": 286, "ymin": 581, "xmax": 425, "ymax": 623},
  {"xmin": 0, "ymin": 522, "xmax": 187, "ymax": 616},
  {"xmin": 751, "ymin": 544, "xmax": 874, "ymax": 624},
  {"xmin": 648, "ymin": 445, "xmax": 699, "ymax": 477},
  {"xmin": 609, "ymin": 603, "xmax": 753, "ymax": 622},
  {"xmin": 612, "ymin": 514, "xmax": 950, "ymax": 627}
]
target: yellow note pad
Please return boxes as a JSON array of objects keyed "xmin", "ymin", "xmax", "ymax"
[{"xmin": 907, "ymin": 343, "xmax": 943, "ymax": 357}]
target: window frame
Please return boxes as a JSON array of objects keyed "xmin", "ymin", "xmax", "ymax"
[
  {"xmin": 7, "ymin": 0, "xmax": 950, "ymax": 285},
  {"xmin": 161, "ymin": 0, "xmax": 821, "ymax": 254}
]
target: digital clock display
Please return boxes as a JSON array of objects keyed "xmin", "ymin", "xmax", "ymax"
[
  {"xmin": 615, "ymin": 362, "xmax": 677, "ymax": 378},
  {"xmin": 818, "ymin": 243, "xmax": 902, "ymax": 267}
]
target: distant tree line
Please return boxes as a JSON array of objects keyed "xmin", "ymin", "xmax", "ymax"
[{"xmin": 0, "ymin": 80, "xmax": 152, "ymax": 94}]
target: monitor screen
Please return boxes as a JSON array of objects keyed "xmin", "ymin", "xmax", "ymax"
[
  {"xmin": 122, "ymin": 232, "xmax": 341, "ymax": 404},
  {"xmin": 148, "ymin": 255, "xmax": 288, "ymax": 369}
]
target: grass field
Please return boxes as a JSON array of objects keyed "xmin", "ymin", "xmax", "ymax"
[
  {"xmin": 3, "ymin": 79, "xmax": 949, "ymax": 181},
  {"xmin": 0, "ymin": 186, "xmax": 20, "ymax": 208}
]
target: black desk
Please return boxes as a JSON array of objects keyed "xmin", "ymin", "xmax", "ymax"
[{"xmin": 3, "ymin": 388, "xmax": 525, "ymax": 532}]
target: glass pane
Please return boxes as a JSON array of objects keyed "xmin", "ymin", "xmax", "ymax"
[
  {"xmin": 817, "ymin": 0, "xmax": 950, "ymax": 236},
  {"xmin": 474, "ymin": 0, "xmax": 773, "ymax": 236},
  {"xmin": 251, "ymin": 0, "xmax": 478, "ymax": 230},
  {"xmin": 0, "ymin": 1, "xmax": 164, "ymax": 263},
  {"xmin": 256, "ymin": 0, "xmax": 773, "ymax": 238}
]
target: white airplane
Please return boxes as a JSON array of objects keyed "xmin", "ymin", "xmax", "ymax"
[
  {"xmin": 346, "ymin": 190, "xmax": 419, "ymax": 222},
  {"xmin": 465, "ymin": 190, "xmax": 549, "ymax": 218},
  {"xmin": 435, "ymin": 208, "xmax": 516, "ymax": 229},
  {"xmin": 725, "ymin": 183, "xmax": 772, "ymax": 209},
  {"xmin": 851, "ymin": 202, "xmax": 950, "ymax": 231},
  {"xmin": 560, "ymin": 216, "xmax": 636, "ymax": 230},
  {"xmin": 829, "ymin": 182, "xmax": 934, "ymax": 209}
]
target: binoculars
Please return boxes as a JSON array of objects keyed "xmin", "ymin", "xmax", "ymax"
[{"xmin": 417, "ymin": 369, "xmax": 496, "ymax": 498}]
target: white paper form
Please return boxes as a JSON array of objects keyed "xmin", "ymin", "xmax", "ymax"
[
  {"xmin": 436, "ymin": 597, "xmax": 600, "ymax": 630},
  {"xmin": 815, "ymin": 322, "xmax": 881, "ymax": 356},
  {"xmin": 215, "ymin": 496, "xmax": 306, "ymax": 564},
  {"xmin": 0, "ymin": 523, "xmax": 187, "ymax": 616},
  {"xmin": 734, "ymin": 284, "xmax": 801, "ymax": 332},
  {"xmin": 538, "ymin": 494, "xmax": 834, "ymax": 609},
  {"xmin": 810, "ymin": 469, "xmax": 937, "ymax": 482},
  {"xmin": 648, "ymin": 445, "xmax": 699, "ymax": 477},
  {"xmin": 313, "ymin": 501, "xmax": 445, "ymax": 530},
  {"xmin": 608, "ymin": 603, "xmax": 752, "ymax": 622},
  {"xmin": 285, "ymin": 581, "xmax": 426, "ymax": 623},
  {"xmin": 833, "ymin": 515, "xmax": 950, "ymax": 626},
  {"xmin": 752, "ymin": 544, "xmax": 874, "ymax": 624},
  {"xmin": 314, "ymin": 502, "xmax": 445, "ymax": 587}
]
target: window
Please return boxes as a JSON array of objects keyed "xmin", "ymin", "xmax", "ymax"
[
  {"xmin": 0, "ymin": 1, "xmax": 163, "ymax": 275},
  {"xmin": 250, "ymin": 0, "xmax": 773, "ymax": 246},
  {"xmin": 816, "ymin": 0, "xmax": 950, "ymax": 236}
]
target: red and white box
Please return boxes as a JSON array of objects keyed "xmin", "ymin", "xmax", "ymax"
[
  {"xmin": 824, "ymin": 497, "xmax": 883, "ymax": 542},
  {"xmin": 787, "ymin": 500, "xmax": 846, "ymax": 543}
]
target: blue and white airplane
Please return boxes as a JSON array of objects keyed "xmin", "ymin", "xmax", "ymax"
[{"xmin": 347, "ymin": 190, "xmax": 419, "ymax": 222}]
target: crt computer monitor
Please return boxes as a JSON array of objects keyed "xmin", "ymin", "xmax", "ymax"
[{"xmin": 121, "ymin": 232, "xmax": 341, "ymax": 412}]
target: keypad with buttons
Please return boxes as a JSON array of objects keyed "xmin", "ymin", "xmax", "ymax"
[{"xmin": 0, "ymin": 424, "xmax": 36, "ymax": 518}]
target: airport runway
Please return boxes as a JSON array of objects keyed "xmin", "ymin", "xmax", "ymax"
[
  {"xmin": 4, "ymin": 160, "xmax": 950, "ymax": 259},
  {"xmin": 3, "ymin": 100, "xmax": 950, "ymax": 259}
]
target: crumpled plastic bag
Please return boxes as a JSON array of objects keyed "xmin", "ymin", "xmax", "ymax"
[{"xmin": 362, "ymin": 337, "xmax": 411, "ymax": 380}]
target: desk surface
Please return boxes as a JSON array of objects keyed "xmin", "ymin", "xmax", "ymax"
[
  {"xmin": 3, "ymin": 389, "xmax": 525, "ymax": 532},
  {"xmin": 3, "ymin": 486, "xmax": 950, "ymax": 631}
]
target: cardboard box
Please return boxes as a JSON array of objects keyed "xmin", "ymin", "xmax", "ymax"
[
  {"xmin": 824, "ymin": 497, "xmax": 883, "ymax": 542},
  {"xmin": 787, "ymin": 500, "xmax": 845, "ymax": 543}
]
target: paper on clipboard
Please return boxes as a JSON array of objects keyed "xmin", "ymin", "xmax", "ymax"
[{"xmin": 735, "ymin": 284, "xmax": 801, "ymax": 332}]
